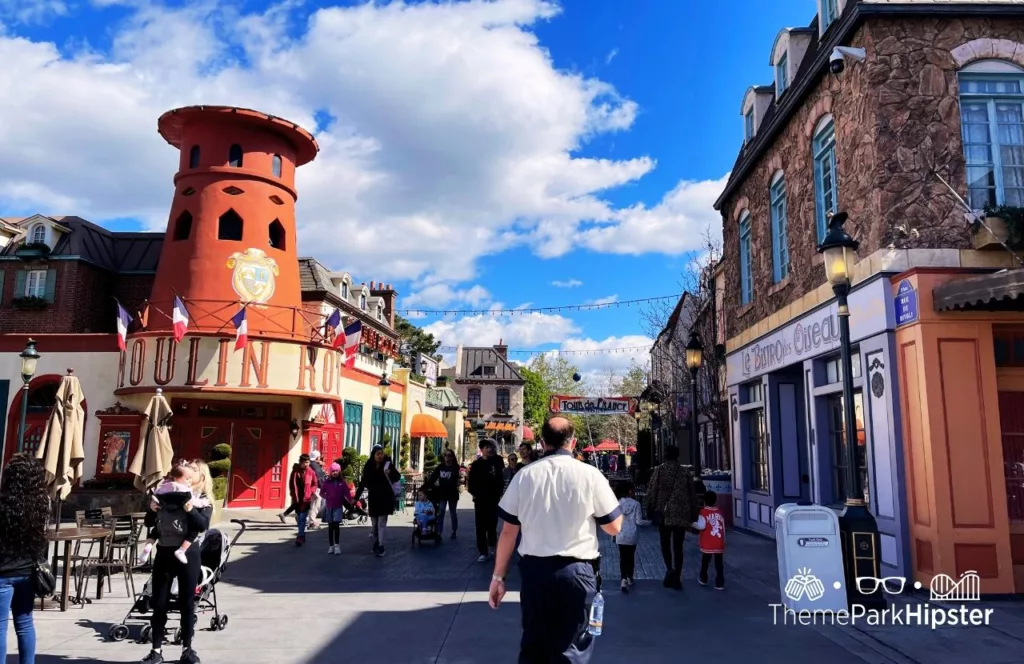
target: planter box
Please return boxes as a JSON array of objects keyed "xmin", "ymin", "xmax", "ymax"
[
  {"xmin": 14, "ymin": 246, "xmax": 50, "ymax": 261},
  {"xmin": 972, "ymin": 216, "xmax": 1009, "ymax": 250},
  {"xmin": 61, "ymin": 489, "xmax": 149, "ymax": 519}
]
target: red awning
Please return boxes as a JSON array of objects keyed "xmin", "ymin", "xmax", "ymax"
[
  {"xmin": 581, "ymin": 445, "xmax": 598, "ymax": 453},
  {"xmin": 594, "ymin": 441, "xmax": 620, "ymax": 452},
  {"xmin": 626, "ymin": 446, "xmax": 637, "ymax": 454}
]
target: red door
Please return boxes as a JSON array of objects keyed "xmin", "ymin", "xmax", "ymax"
[{"xmin": 227, "ymin": 423, "xmax": 289, "ymax": 510}]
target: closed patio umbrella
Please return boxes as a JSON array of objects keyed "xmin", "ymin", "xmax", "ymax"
[
  {"xmin": 37, "ymin": 369, "xmax": 87, "ymax": 528},
  {"xmin": 129, "ymin": 388, "xmax": 175, "ymax": 493}
]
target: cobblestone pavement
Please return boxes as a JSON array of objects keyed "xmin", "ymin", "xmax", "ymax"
[{"xmin": 7, "ymin": 494, "xmax": 1024, "ymax": 663}]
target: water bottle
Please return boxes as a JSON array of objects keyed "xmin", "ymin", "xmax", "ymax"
[{"xmin": 588, "ymin": 591, "xmax": 604, "ymax": 636}]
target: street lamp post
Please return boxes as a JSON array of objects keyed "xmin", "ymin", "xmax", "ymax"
[
  {"xmin": 817, "ymin": 212, "xmax": 885, "ymax": 610},
  {"xmin": 17, "ymin": 339, "xmax": 40, "ymax": 454},
  {"xmin": 685, "ymin": 333, "xmax": 704, "ymax": 477},
  {"xmin": 377, "ymin": 372, "xmax": 391, "ymax": 457}
]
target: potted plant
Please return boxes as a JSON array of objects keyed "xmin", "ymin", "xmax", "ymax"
[
  {"xmin": 11, "ymin": 296, "xmax": 49, "ymax": 311},
  {"xmin": 973, "ymin": 205, "xmax": 1024, "ymax": 250},
  {"xmin": 14, "ymin": 241, "xmax": 50, "ymax": 260}
]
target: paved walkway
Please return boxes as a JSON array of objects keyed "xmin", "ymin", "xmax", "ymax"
[{"xmin": 7, "ymin": 494, "xmax": 1024, "ymax": 663}]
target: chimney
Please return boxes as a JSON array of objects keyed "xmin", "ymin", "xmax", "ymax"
[
  {"xmin": 369, "ymin": 280, "xmax": 398, "ymax": 328},
  {"xmin": 494, "ymin": 338, "xmax": 508, "ymax": 360},
  {"xmin": 455, "ymin": 343, "xmax": 464, "ymax": 376}
]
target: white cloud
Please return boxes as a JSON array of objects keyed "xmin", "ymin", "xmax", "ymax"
[
  {"xmin": 529, "ymin": 334, "xmax": 652, "ymax": 390},
  {"xmin": 551, "ymin": 279, "xmax": 583, "ymax": 288},
  {"xmin": 587, "ymin": 294, "xmax": 618, "ymax": 306},
  {"xmin": 0, "ymin": 0, "xmax": 726, "ymax": 288},
  {"xmin": 402, "ymin": 284, "xmax": 491, "ymax": 309},
  {"xmin": 424, "ymin": 311, "xmax": 579, "ymax": 349},
  {"xmin": 605, "ymin": 48, "xmax": 618, "ymax": 64}
]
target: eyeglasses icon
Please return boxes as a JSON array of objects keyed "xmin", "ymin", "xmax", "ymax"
[{"xmin": 855, "ymin": 576, "xmax": 905, "ymax": 594}]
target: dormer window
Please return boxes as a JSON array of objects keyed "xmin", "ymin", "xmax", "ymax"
[
  {"xmin": 360, "ymin": 294, "xmax": 367, "ymax": 310},
  {"xmin": 341, "ymin": 281, "xmax": 349, "ymax": 299},
  {"xmin": 821, "ymin": 0, "xmax": 839, "ymax": 31},
  {"xmin": 30, "ymin": 225, "xmax": 45, "ymax": 245},
  {"xmin": 776, "ymin": 53, "xmax": 789, "ymax": 95},
  {"xmin": 744, "ymin": 110, "xmax": 754, "ymax": 142},
  {"xmin": 377, "ymin": 304, "xmax": 384, "ymax": 321}
]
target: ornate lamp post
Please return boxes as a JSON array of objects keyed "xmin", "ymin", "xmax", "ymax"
[
  {"xmin": 817, "ymin": 212, "xmax": 884, "ymax": 610},
  {"xmin": 17, "ymin": 339, "xmax": 40, "ymax": 454},
  {"xmin": 377, "ymin": 372, "xmax": 391, "ymax": 456},
  {"xmin": 685, "ymin": 332, "xmax": 704, "ymax": 477}
]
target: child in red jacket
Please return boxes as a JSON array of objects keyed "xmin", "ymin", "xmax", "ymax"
[{"xmin": 692, "ymin": 490, "xmax": 725, "ymax": 590}]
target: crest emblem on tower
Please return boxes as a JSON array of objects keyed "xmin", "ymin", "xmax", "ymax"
[{"xmin": 226, "ymin": 248, "xmax": 280, "ymax": 305}]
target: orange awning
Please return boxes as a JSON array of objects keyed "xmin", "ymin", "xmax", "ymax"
[
  {"xmin": 485, "ymin": 422, "xmax": 497, "ymax": 431},
  {"xmin": 410, "ymin": 413, "xmax": 448, "ymax": 438}
]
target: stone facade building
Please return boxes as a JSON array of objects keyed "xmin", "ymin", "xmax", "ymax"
[{"xmin": 715, "ymin": 0, "xmax": 1024, "ymax": 593}]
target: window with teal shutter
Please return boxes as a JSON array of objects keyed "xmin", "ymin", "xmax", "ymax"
[
  {"xmin": 343, "ymin": 401, "xmax": 363, "ymax": 450},
  {"xmin": 813, "ymin": 118, "xmax": 838, "ymax": 241},
  {"xmin": 43, "ymin": 269, "xmax": 57, "ymax": 303},
  {"xmin": 770, "ymin": 176, "xmax": 790, "ymax": 282},
  {"xmin": 14, "ymin": 270, "xmax": 26, "ymax": 299},
  {"xmin": 371, "ymin": 406, "xmax": 383, "ymax": 446}
]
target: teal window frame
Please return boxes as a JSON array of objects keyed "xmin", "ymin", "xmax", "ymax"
[
  {"xmin": 343, "ymin": 401, "xmax": 363, "ymax": 450},
  {"xmin": 776, "ymin": 54, "xmax": 788, "ymax": 95},
  {"xmin": 744, "ymin": 110, "xmax": 754, "ymax": 141},
  {"xmin": 813, "ymin": 118, "xmax": 838, "ymax": 242},
  {"xmin": 739, "ymin": 211, "xmax": 753, "ymax": 305},
  {"xmin": 770, "ymin": 175, "xmax": 790, "ymax": 283},
  {"xmin": 822, "ymin": 0, "xmax": 839, "ymax": 29},
  {"xmin": 958, "ymin": 71, "xmax": 1024, "ymax": 208}
]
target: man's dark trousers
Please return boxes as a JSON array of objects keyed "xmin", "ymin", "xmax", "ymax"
[
  {"xmin": 518, "ymin": 555, "xmax": 597, "ymax": 663},
  {"xmin": 475, "ymin": 500, "xmax": 498, "ymax": 556}
]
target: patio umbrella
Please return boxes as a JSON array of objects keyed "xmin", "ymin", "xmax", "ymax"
[
  {"xmin": 626, "ymin": 446, "xmax": 637, "ymax": 454},
  {"xmin": 522, "ymin": 425, "xmax": 535, "ymax": 442},
  {"xmin": 581, "ymin": 445, "xmax": 598, "ymax": 453},
  {"xmin": 129, "ymin": 389, "xmax": 175, "ymax": 493},
  {"xmin": 36, "ymin": 370, "xmax": 87, "ymax": 529}
]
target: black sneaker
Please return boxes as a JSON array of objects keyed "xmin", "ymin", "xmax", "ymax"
[
  {"xmin": 376, "ymin": 547, "xmax": 386, "ymax": 558},
  {"xmin": 698, "ymin": 576, "xmax": 708, "ymax": 586},
  {"xmin": 663, "ymin": 570, "xmax": 674, "ymax": 588},
  {"xmin": 180, "ymin": 648, "xmax": 201, "ymax": 664},
  {"xmin": 714, "ymin": 582, "xmax": 725, "ymax": 591},
  {"xmin": 372, "ymin": 542, "xmax": 379, "ymax": 554},
  {"xmin": 140, "ymin": 651, "xmax": 164, "ymax": 664}
]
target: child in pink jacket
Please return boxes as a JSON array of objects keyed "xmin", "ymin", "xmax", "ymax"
[{"xmin": 320, "ymin": 462, "xmax": 353, "ymax": 555}]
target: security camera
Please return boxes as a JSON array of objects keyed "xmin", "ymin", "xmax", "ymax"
[{"xmin": 830, "ymin": 46, "xmax": 867, "ymax": 75}]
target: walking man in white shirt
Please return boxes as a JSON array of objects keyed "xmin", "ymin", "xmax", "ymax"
[{"xmin": 489, "ymin": 417, "xmax": 623, "ymax": 663}]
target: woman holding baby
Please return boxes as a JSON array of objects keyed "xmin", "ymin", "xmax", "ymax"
[{"xmin": 140, "ymin": 459, "xmax": 214, "ymax": 664}]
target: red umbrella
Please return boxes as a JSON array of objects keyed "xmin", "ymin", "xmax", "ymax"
[
  {"xmin": 626, "ymin": 446, "xmax": 637, "ymax": 454},
  {"xmin": 595, "ymin": 440, "xmax": 620, "ymax": 452},
  {"xmin": 581, "ymin": 445, "xmax": 598, "ymax": 453},
  {"xmin": 523, "ymin": 425, "xmax": 535, "ymax": 441}
]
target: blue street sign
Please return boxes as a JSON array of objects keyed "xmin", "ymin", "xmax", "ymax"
[{"xmin": 895, "ymin": 280, "xmax": 918, "ymax": 326}]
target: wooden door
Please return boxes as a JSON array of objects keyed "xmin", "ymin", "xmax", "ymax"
[
  {"xmin": 998, "ymin": 391, "xmax": 1024, "ymax": 592},
  {"xmin": 228, "ymin": 427, "xmax": 263, "ymax": 508}
]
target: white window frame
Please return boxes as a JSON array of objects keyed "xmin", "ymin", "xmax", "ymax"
[
  {"xmin": 958, "ymin": 60, "xmax": 1024, "ymax": 209},
  {"xmin": 25, "ymin": 269, "xmax": 47, "ymax": 297},
  {"xmin": 30, "ymin": 225, "xmax": 45, "ymax": 245}
]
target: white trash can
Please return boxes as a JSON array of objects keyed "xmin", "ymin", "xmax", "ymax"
[{"xmin": 774, "ymin": 503, "xmax": 847, "ymax": 613}]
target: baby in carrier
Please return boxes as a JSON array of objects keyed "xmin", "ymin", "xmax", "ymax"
[{"xmin": 138, "ymin": 466, "xmax": 210, "ymax": 565}]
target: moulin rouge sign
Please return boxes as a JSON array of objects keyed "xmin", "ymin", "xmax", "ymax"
[{"xmin": 114, "ymin": 335, "xmax": 345, "ymax": 398}]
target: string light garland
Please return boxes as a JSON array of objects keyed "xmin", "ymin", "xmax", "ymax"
[
  {"xmin": 397, "ymin": 294, "xmax": 680, "ymax": 317},
  {"xmin": 435, "ymin": 344, "xmax": 653, "ymax": 356}
]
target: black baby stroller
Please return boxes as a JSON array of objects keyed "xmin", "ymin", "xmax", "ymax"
[
  {"xmin": 109, "ymin": 519, "xmax": 247, "ymax": 643},
  {"xmin": 344, "ymin": 493, "xmax": 369, "ymax": 525},
  {"xmin": 411, "ymin": 485, "xmax": 442, "ymax": 546}
]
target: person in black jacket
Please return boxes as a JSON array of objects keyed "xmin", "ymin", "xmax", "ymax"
[
  {"xmin": 141, "ymin": 461, "xmax": 214, "ymax": 664},
  {"xmin": 425, "ymin": 449, "xmax": 462, "ymax": 539},
  {"xmin": 0, "ymin": 453, "xmax": 48, "ymax": 664},
  {"xmin": 356, "ymin": 445, "xmax": 401, "ymax": 558},
  {"xmin": 467, "ymin": 439, "xmax": 504, "ymax": 562}
]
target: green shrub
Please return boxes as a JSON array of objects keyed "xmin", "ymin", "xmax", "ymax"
[
  {"xmin": 340, "ymin": 448, "xmax": 361, "ymax": 481},
  {"xmin": 423, "ymin": 443, "xmax": 438, "ymax": 475},
  {"xmin": 208, "ymin": 458, "xmax": 231, "ymax": 478},
  {"xmin": 211, "ymin": 443, "xmax": 231, "ymax": 460},
  {"xmin": 212, "ymin": 477, "xmax": 226, "ymax": 501},
  {"xmin": 400, "ymin": 433, "xmax": 411, "ymax": 470}
]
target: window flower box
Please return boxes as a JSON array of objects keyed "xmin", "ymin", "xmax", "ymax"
[
  {"xmin": 11, "ymin": 296, "xmax": 49, "ymax": 311},
  {"xmin": 973, "ymin": 206, "xmax": 1024, "ymax": 251},
  {"xmin": 14, "ymin": 242, "xmax": 50, "ymax": 261}
]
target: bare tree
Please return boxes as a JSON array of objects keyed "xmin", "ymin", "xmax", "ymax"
[{"xmin": 642, "ymin": 230, "xmax": 730, "ymax": 471}]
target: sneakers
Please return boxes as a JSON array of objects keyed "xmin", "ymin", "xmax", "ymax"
[
  {"xmin": 376, "ymin": 547, "xmax": 386, "ymax": 558},
  {"xmin": 140, "ymin": 651, "xmax": 163, "ymax": 664},
  {"xmin": 620, "ymin": 579, "xmax": 629, "ymax": 593},
  {"xmin": 278, "ymin": 513, "xmax": 286, "ymax": 524},
  {"xmin": 334, "ymin": 546, "xmax": 342, "ymax": 556},
  {"xmin": 698, "ymin": 576, "xmax": 708, "ymax": 586},
  {"xmin": 663, "ymin": 570, "xmax": 674, "ymax": 588},
  {"xmin": 714, "ymin": 583, "xmax": 725, "ymax": 591},
  {"xmin": 372, "ymin": 542, "xmax": 380, "ymax": 555},
  {"xmin": 295, "ymin": 537, "xmax": 304, "ymax": 547},
  {"xmin": 174, "ymin": 549, "xmax": 188, "ymax": 565},
  {"xmin": 180, "ymin": 648, "xmax": 201, "ymax": 664},
  {"xmin": 327, "ymin": 545, "xmax": 336, "ymax": 555},
  {"xmin": 137, "ymin": 543, "xmax": 153, "ymax": 566},
  {"xmin": 477, "ymin": 554, "xmax": 488, "ymax": 563}
]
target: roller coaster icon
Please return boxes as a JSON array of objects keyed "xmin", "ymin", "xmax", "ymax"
[{"xmin": 928, "ymin": 571, "xmax": 981, "ymax": 602}]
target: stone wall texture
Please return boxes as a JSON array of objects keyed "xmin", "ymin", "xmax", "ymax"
[{"xmin": 720, "ymin": 16, "xmax": 1024, "ymax": 340}]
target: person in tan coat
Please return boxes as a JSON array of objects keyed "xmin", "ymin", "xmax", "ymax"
[{"xmin": 644, "ymin": 446, "xmax": 698, "ymax": 590}]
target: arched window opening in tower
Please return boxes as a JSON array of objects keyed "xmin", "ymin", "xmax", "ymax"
[
  {"xmin": 272, "ymin": 154, "xmax": 282, "ymax": 178},
  {"xmin": 189, "ymin": 145, "xmax": 201, "ymax": 169},
  {"xmin": 173, "ymin": 211, "xmax": 193, "ymax": 241},
  {"xmin": 218, "ymin": 209, "xmax": 244, "ymax": 241},
  {"xmin": 228, "ymin": 144, "xmax": 243, "ymax": 168},
  {"xmin": 269, "ymin": 219, "xmax": 286, "ymax": 250}
]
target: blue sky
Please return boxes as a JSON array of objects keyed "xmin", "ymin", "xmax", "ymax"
[{"xmin": 0, "ymin": 0, "xmax": 812, "ymax": 376}]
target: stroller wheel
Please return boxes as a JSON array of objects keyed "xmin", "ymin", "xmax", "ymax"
[
  {"xmin": 108, "ymin": 624, "xmax": 130, "ymax": 642},
  {"xmin": 218, "ymin": 615, "xmax": 229, "ymax": 630},
  {"xmin": 139, "ymin": 625, "xmax": 152, "ymax": 644},
  {"xmin": 209, "ymin": 616, "xmax": 220, "ymax": 632}
]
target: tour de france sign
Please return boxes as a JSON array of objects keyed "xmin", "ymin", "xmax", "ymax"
[
  {"xmin": 726, "ymin": 278, "xmax": 892, "ymax": 386},
  {"xmin": 549, "ymin": 395, "xmax": 637, "ymax": 416}
]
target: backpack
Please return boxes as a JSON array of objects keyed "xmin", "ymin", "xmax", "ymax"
[{"xmin": 156, "ymin": 505, "xmax": 188, "ymax": 548}]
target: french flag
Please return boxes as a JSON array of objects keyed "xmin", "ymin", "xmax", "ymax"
[
  {"xmin": 326, "ymin": 309, "xmax": 343, "ymax": 348},
  {"xmin": 231, "ymin": 307, "xmax": 248, "ymax": 351},
  {"xmin": 342, "ymin": 320, "xmax": 362, "ymax": 369},
  {"xmin": 172, "ymin": 295, "xmax": 190, "ymax": 343},
  {"xmin": 115, "ymin": 302, "xmax": 131, "ymax": 351}
]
